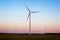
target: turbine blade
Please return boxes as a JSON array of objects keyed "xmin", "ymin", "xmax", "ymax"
[
  {"xmin": 26, "ymin": 13, "xmax": 30, "ymax": 21},
  {"xmin": 31, "ymin": 11, "xmax": 40, "ymax": 13},
  {"xmin": 25, "ymin": 5, "xmax": 30, "ymax": 12}
]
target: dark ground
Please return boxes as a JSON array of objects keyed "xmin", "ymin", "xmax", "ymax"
[{"xmin": 0, "ymin": 33, "xmax": 60, "ymax": 40}]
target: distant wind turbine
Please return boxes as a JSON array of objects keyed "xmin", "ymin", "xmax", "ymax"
[
  {"xmin": 45, "ymin": 25, "xmax": 47, "ymax": 34},
  {"xmin": 25, "ymin": 5, "xmax": 40, "ymax": 35}
]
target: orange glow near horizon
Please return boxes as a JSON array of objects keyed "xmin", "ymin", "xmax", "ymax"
[{"xmin": 0, "ymin": 22, "xmax": 60, "ymax": 33}]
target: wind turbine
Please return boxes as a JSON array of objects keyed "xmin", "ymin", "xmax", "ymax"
[
  {"xmin": 25, "ymin": 5, "xmax": 40, "ymax": 35},
  {"xmin": 45, "ymin": 27, "xmax": 46, "ymax": 34},
  {"xmin": 45, "ymin": 24, "xmax": 47, "ymax": 34}
]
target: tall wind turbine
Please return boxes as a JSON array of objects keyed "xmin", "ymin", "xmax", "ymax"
[{"xmin": 25, "ymin": 5, "xmax": 40, "ymax": 35}]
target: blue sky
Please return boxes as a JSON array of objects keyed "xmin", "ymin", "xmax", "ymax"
[{"xmin": 0, "ymin": 0, "xmax": 60, "ymax": 33}]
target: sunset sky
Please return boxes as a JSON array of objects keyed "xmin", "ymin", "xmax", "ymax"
[{"xmin": 0, "ymin": 0, "xmax": 60, "ymax": 33}]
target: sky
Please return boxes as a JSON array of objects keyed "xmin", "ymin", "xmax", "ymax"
[{"xmin": 0, "ymin": 0, "xmax": 60, "ymax": 33}]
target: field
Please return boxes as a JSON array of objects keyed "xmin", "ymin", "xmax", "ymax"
[{"xmin": 0, "ymin": 33, "xmax": 60, "ymax": 40}]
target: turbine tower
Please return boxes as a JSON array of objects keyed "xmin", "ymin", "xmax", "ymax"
[{"xmin": 25, "ymin": 5, "xmax": 40, "ymax": 35}]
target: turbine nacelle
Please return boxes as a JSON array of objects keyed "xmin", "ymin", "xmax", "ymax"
[{"xmin": 26, "ymin": 11, "xmax": 40, "ymax": 21}]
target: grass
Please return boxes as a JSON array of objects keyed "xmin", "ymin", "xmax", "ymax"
[{"xmin": 0, "ymin": 33, "xmax": 60, "ymax": 40}]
